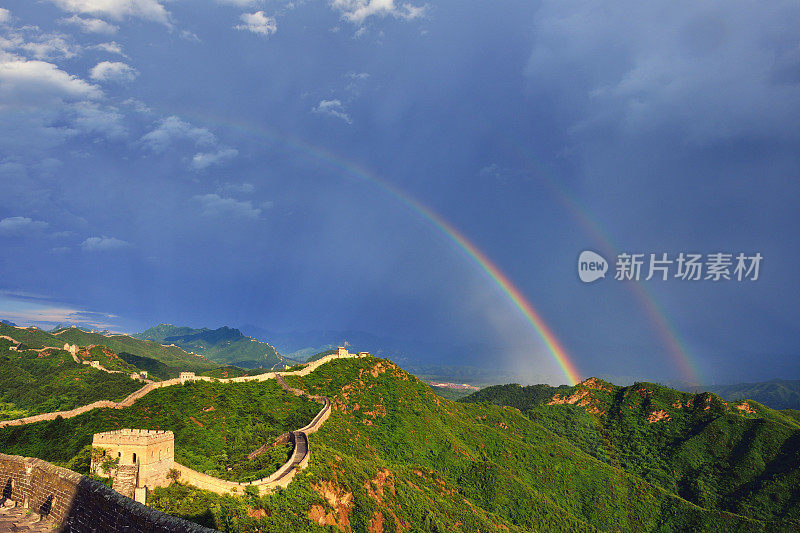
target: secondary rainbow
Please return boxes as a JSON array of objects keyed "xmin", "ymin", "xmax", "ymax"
[
  {"xmin": 170, "ymin": 110, "xmax": 583, "ymax": 385},
  {"xmin": 509, "ymin": 147, "xmax": 703, "ymax": 385}
]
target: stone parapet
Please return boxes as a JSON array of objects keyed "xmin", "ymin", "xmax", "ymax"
[{"xmin": 0, "ymin": 453, "xmax": 216, "ymax": 532}]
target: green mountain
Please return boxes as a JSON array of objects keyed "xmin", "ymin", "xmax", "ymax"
[
  {"xmin": 109, "ymin": 359, "xmax": 800, "ymax": 529},
  {"xmin": 0, "ymin": 322, "xmax": 220, "ymax": 374},
  {"xmin": 116, "ymin": 352, "xmax": 174, "ymax": 380},
  {"xmin": 135, "ymin": 324, "xmax": 292, "ymax": 368},
  {"xmin": 0, "ymin": 336, "xmax": 142, "ymax": 420},
  {"xmin": 699, "ymin": 379, "xmax": 800, "ymax": 411},
  {"xmin": 461, "ymin": 383, "xmax": 573, "ymax": 410},
  {"xmin": 0, "ymin": 378, "xmax": 320, "ymax": 483},
  {"xmin": 305, "ymin": 348, "xmax": 336, "ymax": 363},
  {"xmin": 462, "ymin": 378, "xmax": 800, "ymax": 525},
  {"xmin": 4, "ymin": 350, "xmax": 800, "ymax": 531},
  {"xmin": 50, "ymin": 325, "xmax": 220, "ymax": 372}
]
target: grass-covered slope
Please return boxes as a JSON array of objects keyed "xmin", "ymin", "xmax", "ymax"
[
  {"xmin": 117, "ymin": 352, "xmax": 174, "ymax": 380},
  {"xmin": 0, "ymin": 323, "xmax": 63, "ymax": 348},
  {"xmin": 461, "ymin": 383, "xmax": 573, "ymax": 410},
  {"xmin": 0, "ymin": 338, "xmax": 142, "ymax": 420},
  {"xmin": 280, "ymin": 359, "xmax": 793, "ymax": 532},
  {"xmin": 198, "ymin": 365, "xmax": 266, "ymax": 379},
  {"xmin": 5, "ymin": 349, "xmax": 797, "ymax": 532},
  {"xmin": 135, "ymin": 324, "xmax": 291, "ymax": 369},
  {"xmin": 74, "ymin": 345, "xmax": 140, "ymax": 374},
  {"xmin": 464, "ymin": 378, "xmax": 800, "ymax": 526},
  {"xmin": 140, "ymin": 357, "xmax": 797, "ymax": 532},
  {"xmin": 46, "ymin": 325, "xmax": 220, "ymax": 372},
  {"xmin": 0, "ymin": 379, "xmax": 320, "ymax": 483}
]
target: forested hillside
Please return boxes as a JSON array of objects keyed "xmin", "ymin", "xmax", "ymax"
[
  {"xmin": 135, "ymin": 324, "xmax": 291, "ymax": 369},
  {"xmin": 0, "ymin": 323, "xmax": 220, "ymax": 374},
  {"xmin": 463, "ymin": 378, "xmax": 800, "ymax": 524},
  {"xmin": 0, "ymin": 337, "xmax": 141, "ymax": 420},
  {"xmin": 122, "ymin": 359, "xmax": 800, "ymax": 530}
]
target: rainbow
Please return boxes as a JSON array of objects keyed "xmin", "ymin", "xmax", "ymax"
[
  {"xmin": 168, "ymin": 111, "xmax": 583, "ymax": 385},
  {"xmin": 361, "ymin": 177, "xmax": 583, "ymax": 386},
  {"xmin": 510, "ymin": 150, "xmax": 703, "ymax": 385}
]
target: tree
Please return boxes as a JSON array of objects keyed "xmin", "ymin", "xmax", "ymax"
[{"xmin": 167, "ymin": 468, "xmax": 181, "ymax": 485}]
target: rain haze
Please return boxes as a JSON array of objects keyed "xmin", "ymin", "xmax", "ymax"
[{"xmin": 0, "ymin": 0, "xmax": 798, "ymax": 386}]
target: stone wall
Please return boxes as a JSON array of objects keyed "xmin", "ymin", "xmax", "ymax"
[
  {"xmin": 92, "ymin": 429, "xmax": 175, "ymax": 490},
  {"xmin": 170, "ymin": 463, "xmax": 245, "ymax": 495},
  {"xmin": 0, "ymin": 351, "xmax": 355, "ymax": 500},
  {"xmin": 0, "ymin": 453, "xmax": 216, "ymax": 532},
  {"xmin": 298, "ymin": 397, "xmax": 331, "ymax": 434},
  {"xmin": 0, "ymin": 350, "xmax": 362, "ymax": 429}
]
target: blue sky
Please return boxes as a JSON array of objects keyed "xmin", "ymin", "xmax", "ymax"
[{"xmin": 0, "ymin": 0, "xmax": 798, "ymax": 385}]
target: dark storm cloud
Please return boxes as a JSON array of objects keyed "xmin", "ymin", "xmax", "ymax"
[{"xmin": 0, "ymin": 0, "xmax": 796, "ymax": 385}]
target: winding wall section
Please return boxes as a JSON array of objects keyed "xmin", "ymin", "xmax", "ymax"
[{"xmin": 0, "ymin": 352, "xmax": 356, "ymax": 497}]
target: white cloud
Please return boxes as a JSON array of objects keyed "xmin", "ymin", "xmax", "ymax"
[
  {"xmin": 0, "ymin": 9, "xmax": 11, "ymax": 24},
  {"xmin": 16, "ymin": 33, "xmax": 81, "ymax": 60},
  {"xmin": 140, "ymin": 116, "xmax": 216, "ymax": 152},
  {"xmin": 180, "ymin": 30, "xmax": 200, "ymax": 42},
  {"xmin": 80, "ymin": 235, "xmax": 130, "ymax": 251},
  {"xmin": 0, "ymin": 25, "xmax": 81, "ymax": 60},
  {"xmin": 0, "ymin": 295, "xmax": 120, "ymax": 329},
  {"xmin": 122, "ymin": 97, "xmax": 150, "ymax": 113},
  {"xmin": 330, "ymin": 0, "xmax": 426, "ymax": 24},
  {"xmin": 0, "ymin": 58, "xmax": 102, "ymax": 105},
  {"xmin": 48, "ymin": 0, "xmax": 171, "ymax": 25},
  {"xmin": 217, "ymin": 0, "xmax": 264, "ymax": 6},
  {"xmin": 218, "ymin": 182, "xmax": 255, "ymax": 194},
  {"xmin": 193, "ymin": 193, "xmax": 261, "ymax": 219},
  {"xmin": 235, "ymin": 11, "xmax": 277, "ymax": 36},
  {"xmin": 0, "ymin": 216, "xmax": 48, "ymax": 234},
  {"xmin": 92, "ymin": 42, "xmax": 126, "ymax": 56},
  {"xmin": 59, "ymin": 14, "xmax": 119, "ymax": 34},
  {"xmin": 0, "ymin": 55, "xmax": 124, "ymax": 152},
  {"xmin": 191, "ymin": 148, "xmax": 238, "ymax": 170},
  {"xmin": 89, "ymin": 61, "xmax": 138, "ymax": 82},
  {"xmin": 71, "ymin": 101, "xmax": 125, "ymax": 137},
  {"xmin": 141, "ymin": 116, "xmax": 237, "ymax": 169},
  {"xmin": 312, "ymin": 99, "xmax": 352, "ymax": 123}
]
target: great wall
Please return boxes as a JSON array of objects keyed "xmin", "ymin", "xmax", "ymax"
[{"xmin": 0, "ymin": 343, "xmax": 365, "ymax": 531}]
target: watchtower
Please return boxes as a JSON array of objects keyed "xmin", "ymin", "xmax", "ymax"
[{"xmin": 91, "ymin": 429, "xmax": 174, "ymax": 502}]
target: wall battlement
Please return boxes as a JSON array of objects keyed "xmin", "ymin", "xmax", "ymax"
[
  {"xmin": 0, "ymin": 453, "xmax": 215, "ymax": 532},
  {"xmin": 92, "ymin": 429, "xmax": 175, "ymax": 501},
  {"xmin": 93, "ymin": 428, "xmax": 173, "ymax": 446}
]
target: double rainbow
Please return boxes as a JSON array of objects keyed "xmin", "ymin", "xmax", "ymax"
[{"xmin": 172, "ymin": 112, "xmax": 583, "ymax": 385}]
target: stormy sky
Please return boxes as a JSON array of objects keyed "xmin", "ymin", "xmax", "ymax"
[{"xmin": 0, "ymin": 0, "xmax": 798, "ymax": 385}]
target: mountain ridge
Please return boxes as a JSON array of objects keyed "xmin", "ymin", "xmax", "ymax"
[
  {"xmin": 0, "ymin": 352, "xmax": 798, "ymax": 530},
  {"xmin": 134, "ymin": 323, "xmax": 292, "ymax": 369},
  {"xmin": 462, "ymin": 376, "xmax": 800, "ymax": 524}
]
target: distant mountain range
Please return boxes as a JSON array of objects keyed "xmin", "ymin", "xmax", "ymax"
[
  {"xmin": 680, "ymin": 379, "xmax": 800, "ymax": 411},
  {"xmin": 134, "ymin": 324, "xmax": 293, "ymax": 369},
  {"xmin": 1, "ymin": 323, "xmax": 219, "ymax": 373},
  {"xmin": 238, "ymin": 324, "xmax": 511, "ymax": 370}
]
